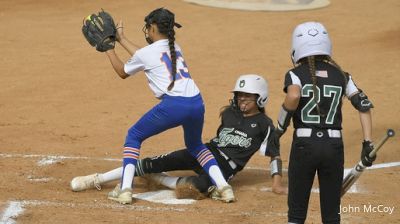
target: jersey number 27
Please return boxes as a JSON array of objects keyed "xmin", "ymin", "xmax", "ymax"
[{"xmin": 301, "ymin": 84, "xmax": 342, "ymax": 124}]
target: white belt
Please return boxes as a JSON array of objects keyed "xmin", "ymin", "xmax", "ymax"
[
  {"xmin": 218, "ymin": 149, "xmax": 237, "ymax": 170},
  {"xmin": 296, "ymin": 128, "xmax": 341, "ymax": 138}
]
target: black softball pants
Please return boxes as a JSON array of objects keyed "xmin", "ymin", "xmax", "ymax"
[
  {"xmin": 140, "ymin": 148, "xmax": 237, "ymax": 193},
  {"xmin": 288, "ymin": 131, "xmax": 344, "ymax": 224}
]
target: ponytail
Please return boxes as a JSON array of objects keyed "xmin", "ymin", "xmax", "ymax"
[
  {"xmin": 307, "ymin": 56, "xmax": 325, "ymax": 117},
  {"xmin": 167, "ymin": 29, "xmax": 176, "ymax": 91},
  {"xmin": 145, "ymin": 8, "xmax": 181, "ymax": 91}
]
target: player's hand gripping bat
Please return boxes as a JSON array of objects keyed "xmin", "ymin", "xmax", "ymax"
[{"xmin": 341, "ymin": 129, "xmax": 395, "ymax": 197}]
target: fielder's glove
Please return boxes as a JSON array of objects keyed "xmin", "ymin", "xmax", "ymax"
[
  {"xmin": 361, "ymin": 140, "xmax": 376, "ymax": 167},
  {"xmin": 82, "ymin": 10, "xmax": 117, "ymax": 52}
]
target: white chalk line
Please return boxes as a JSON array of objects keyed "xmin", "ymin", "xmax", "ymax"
[
  {"xmin": 27, "ymin": 175, "xmax": 56, "ymax": 183},
  {"xmin": 0, "ymin": 198, "xmax": 188, "ymax": 223},
  {"xmin": 2, "ymin": 152, "xmax": 398, "ymax": 171},
  {"xmin": 0, "ymin": 197, "xmax": 287, "ymax": 223},
  {"xmin": 0, "ymin": 201, "xmax": 24, "ymax": 224},
  {"xmin": 0, "ymin": 196, "xmax": 190, "ymax": 223},
  {"xmin": 0, "ymin": 153, "xmax": 120, "ymax": 165},
  {"xmin": 2, "ymin": 152, "xmax": 399, "ymax": 192},
  {"xmin": 367, "ymin": 161, "xmax": 400, "ymax": 170},
  {"xmin": 1, "ymin": 152, "xmax": 398, "ymax": 199}
]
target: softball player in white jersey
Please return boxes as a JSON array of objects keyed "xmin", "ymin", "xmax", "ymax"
[{"xmin": 103, "ymin": 8, "xmax": 234, "ymax": 204}]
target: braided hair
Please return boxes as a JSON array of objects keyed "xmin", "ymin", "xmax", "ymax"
[
  {"xmin": 297, "ymin": 55, "xmax": 349, "ymax": 118},
  {"xmin": 144, "ymin": 8, "xmax": 182, "ymax": 91},
  {"xmin": 307, "ymin": 56, "xmax": 325, "ymax": 117}
]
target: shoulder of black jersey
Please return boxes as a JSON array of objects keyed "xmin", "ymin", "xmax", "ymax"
[
  {"xmin": 291, "ymin": 63, "xmax": 309, "ymax": 75},
  {"xmin": 256, "ymin": 113, "xmax": 275, "ymax": 130},
  {"xmin": 221, "ymin": 106, "xmax": 234, "ymax": 116},
  {"xmin": 220, "ymin": 105, "xmax": 241, "ymax": 120}
]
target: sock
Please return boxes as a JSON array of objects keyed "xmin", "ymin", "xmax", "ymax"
[
  {"xmin": 98, "ymin": 167, "xmax": 123, "ymax": 183},
  {"xmin": 208, "ymin": 165, "xmax": 229, "ymax": 188},
  {"xmin": 121, "ymin": 147, "xmax": 140, "ymax": 190},
  {"xmin": 194, "ymin": 148, "xmax": 228, "ymax": 188},
  {"xmin": 135, "ymin": 159, "xmax": 145, "ymax": 176},
  {"xmin": 121, "ymin": 164, "xmax": 135, "ymax": 190}
]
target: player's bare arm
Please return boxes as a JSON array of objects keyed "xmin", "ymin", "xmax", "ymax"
[
  {"xmin": 283, "ymin": 85, "xmax": 301, "ymax": 110},
  {"xmin": 359, "ymin": 110, "xmax": 372, "ymax": 141},
  {"xmin": 116, "ymin": 20, "xmax": 140, "ymax": 55},
  {"xmin": 106, "ymin": 50, "xmax": 129, "ymax": 79}
]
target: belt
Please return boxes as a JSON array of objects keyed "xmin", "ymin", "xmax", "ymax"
[
  {"xmin": 217, "ymin": 149, "xmax": 237, "ymax": 170},
  {"xmin": 296, "ymin": 128, "xmax": 341, "ymax": 138}
]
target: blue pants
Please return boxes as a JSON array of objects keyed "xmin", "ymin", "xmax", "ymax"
[{"xmin": 125, "ymin": 94, "xmax": 207, "ymax": 155}]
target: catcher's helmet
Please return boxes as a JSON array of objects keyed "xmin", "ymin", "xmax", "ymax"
[
  {"xmin": 233, "ymin": 74, "xmax": 269, "ymax": 108},
  {"xmin": 291, "ymin": 21, "xmax": 332, "ymax": 64}
]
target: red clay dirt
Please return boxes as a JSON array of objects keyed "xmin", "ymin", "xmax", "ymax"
[{"xmin": 0, "ymin": 0, "xmax": 399, "ymax": 223}]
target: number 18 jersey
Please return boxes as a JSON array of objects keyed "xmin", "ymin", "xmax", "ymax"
[
  {"xmin": 124, "ymin": 39, "xmax": 200, "ymax": 98},
  {"xmin": 283, "ymin": 61, "xmax": 359, "ymax": 130}
]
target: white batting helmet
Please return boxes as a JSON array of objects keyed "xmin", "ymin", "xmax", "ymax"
[
  {"xmin": 233, "ymin": 74, "xmax": 269, "ymax": 108},
  {"xmin": 291, "ymin": 21, "xmax": 332, "ymax": 63}
]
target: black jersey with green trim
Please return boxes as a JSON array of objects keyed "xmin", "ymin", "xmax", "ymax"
[
  {"xmin": 283, "ymin": 61, "xmax": 349, "ymax": 130},
  {"xmin": 206, "ymin": 106, "xmax": 276, "ymax": 169}
]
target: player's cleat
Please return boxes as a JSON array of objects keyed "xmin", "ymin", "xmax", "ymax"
[
  {"xmin": 107, "ymin": 184, "xmax": 133, "ymax": 204},
  {"xmin": 70, "ymin": 173, "xmax": 101, "ymax": 191},
  {"xmin": 209, "ymin": 185, "xmax": 236, "ymax": 203}
]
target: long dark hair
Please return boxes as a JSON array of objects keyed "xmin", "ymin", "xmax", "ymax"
[{"xmin": 144, "ymin": 8, "xmax": 182, "ymax": 91}]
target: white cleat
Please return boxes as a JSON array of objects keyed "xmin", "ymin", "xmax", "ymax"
[
  {"xmin": 209, "ymin": 185, "xmax": 236, "ymax": 203},
  {"xmin": 107, "ymin": 184, "xmax": 133, "ymax": 205},
  {"xmin": 70, "ymin": 173, "xmax": 101, "ymax": 192}
]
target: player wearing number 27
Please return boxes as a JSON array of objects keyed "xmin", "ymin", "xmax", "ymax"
[
  {"xmin": 274, "ymin": 22, "xmax": 375, "ymax": 223},
  {"xmin": 104, "ymin": 8, "xmax": 234, "ymax": 204}
]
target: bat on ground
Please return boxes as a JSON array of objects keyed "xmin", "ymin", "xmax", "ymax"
[{"xmin": 341, "ymin": 129, "xmax": 395, "ymax": 197}]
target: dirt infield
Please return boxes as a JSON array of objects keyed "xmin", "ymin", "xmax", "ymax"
[{"xmin": 0, "ymin": 0, "xmax": 399, "ymax": 223}]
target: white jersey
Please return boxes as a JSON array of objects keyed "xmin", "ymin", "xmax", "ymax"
[{"xmin": 124, "ymin": 39, "xmax": 200, "ymax": 98}]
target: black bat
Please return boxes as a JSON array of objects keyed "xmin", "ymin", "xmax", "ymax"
[{"xmin": 341, "ymin": 129, "xmax": 395, "ymax": 197}]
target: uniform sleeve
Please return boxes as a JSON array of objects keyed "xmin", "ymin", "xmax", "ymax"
[
  {"xmin": 259, "ymin": 116, "xmax": 280, "ymax": 157},
  {"xmin": 345, "ymin": 75, "xmax": 359, "ymax": 98},
  {"xmin": 283, "ymin": 71, "xmax": 302, "ymax": 93},
  {"xmin": 259, "ymin": 124, "xmax": 272, "ymax": 156},
  {"xmin": 124, "ymin": 51, "xmax": 145, "ymax": 76}
]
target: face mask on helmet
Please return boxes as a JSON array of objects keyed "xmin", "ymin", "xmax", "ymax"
[
  {"xmin": 291, "ymin": 21, "xmax": 332, "ymax": 64},
  {"xmin": 232, "ymin": 74, "xmax": 269, "ymax": 108}
]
